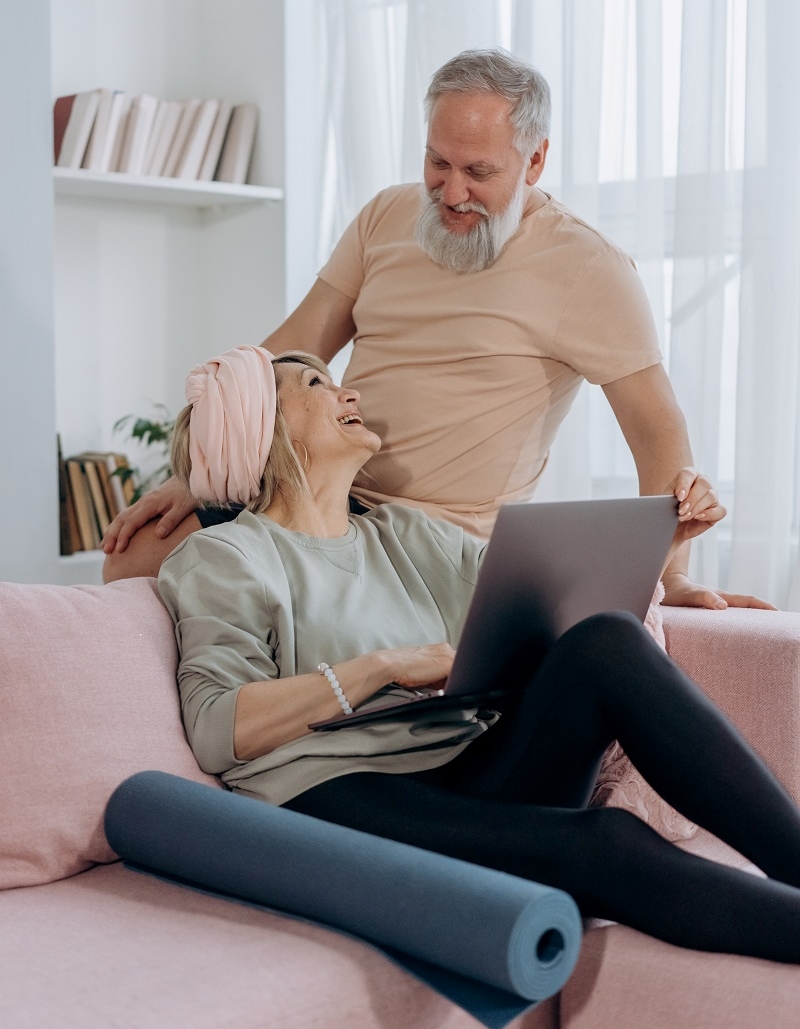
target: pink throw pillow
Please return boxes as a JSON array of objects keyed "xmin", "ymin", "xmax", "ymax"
[{"xmin": 0, "ymin": 578, "xmax": 220, "ymax": 889}]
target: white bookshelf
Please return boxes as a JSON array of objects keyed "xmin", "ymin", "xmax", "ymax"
[
  {"xmin": 41, "ymin": 0, "xmax": 288, "ymax": 585},
  {"xmin": 53, "ymin": 167, "xmax": 284, "ymax": 208}
]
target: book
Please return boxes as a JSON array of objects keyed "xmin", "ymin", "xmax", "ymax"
[
  {"xmin": 162, "ymin": 98, "xmax": 202, "ymax": 178},
  {"xmin": 66, "ymin": 459, "xmax": 100, "ymax": 550},
  {"xmin": 117, "ymin": 94, "xmax": 160, "ymax": 176},
  {"xmin": 114, "ymin": 453, "xmax": 137, "ymax": 506},
  {"xmin": 174, "ymin": 99, "xmax": 220, "ymax": 180},
  {"xmin": 53, "ymin": 94, "xmax": 76, "ymax": 163},
  {"xmin": 197, "ymin": 100, "xmax": 233, "ymax": 181},
  {"xmin": 215, "ymin": 102, "xmax": 259, "ymax": 185},
  {"xmin": 78, "ymin": 451, "xmax": 127, "ymax": 520},
  {"xmin": 108, "ymin": 94, "xmax": 135, "ymax": 172},
  {"xmin": 57, "ymin": 436, "xmax": 80, "ymax": 555},
  {"xmin": 82, "ymin": 89, "xmax": 128, "ymax": 172},
  {"xmin": 55, "ymin": 89, "xmax": 101, "ymax": 168},
  {"xmin": 143, "ymin": 99, "xmax": 183, "ymax": 177},
  {"xmin": 82, "ymin": 458, "xmax": 111, "ymax": 536}
]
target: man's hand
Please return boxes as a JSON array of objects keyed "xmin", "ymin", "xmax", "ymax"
[
  {"xmin": 661, "ymin": 467, "xmax": 778, "ymax": 610},
  {"xmin": 661, "ymin": 571, "xmax": 778, "ymax": 611},
  {"xmin": 102, "ymin": 477, "xmax": 198, "ymax": 554}
]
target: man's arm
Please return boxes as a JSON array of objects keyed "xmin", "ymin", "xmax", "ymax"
[
  {"xmin": 262, "ymin": 278, "xmax": 356, "ymax": 360},
  {"xmin": 602, "ymin": 363, "xmax": 775, "ymax": 610}
]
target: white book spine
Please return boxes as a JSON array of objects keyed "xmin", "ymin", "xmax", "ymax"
[
  {"xmin": 215, "ymin": 103, "xmax": 259, "ymax": 185},
  {"xmin": 162, "ymin": 98, "xmax": 202, "ymax": 178},
  {"xmin": 81, "ymin": 88, "xmax": 116, "ymax": 170},
  {"xmin": 117, "ymin": 94, "xmax": 160, "ymax": 176},
  {"xmin": 144, "ymin": 100, "xmax": 183, "ymax": 177},
  {"xmin": 108, "ymin": 94, "xmax": 135, "ymax": 172},
  {"xmin": 56, "ymin": 90, "xmax": 101, "ymax": 169},
  {"xmin": 174, "ymin": 99, "xmax": 220, "ymax": 180},
  {"xmin": 141, "ymin": 100, "xmax": 169, "ymax": 176},
  {"xmin": 197, "ymin": 100, "xmax": 233, "ymax": 181}
]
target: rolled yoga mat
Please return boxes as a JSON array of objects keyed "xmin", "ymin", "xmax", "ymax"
[{"xmin": 105, "ymin": 771, "xmax": 582, "ymax": 1027}]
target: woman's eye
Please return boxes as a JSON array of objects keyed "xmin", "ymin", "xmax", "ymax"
[{"xmin": 309, "ymin": 375, "xmax": 322, "ymax": 386}]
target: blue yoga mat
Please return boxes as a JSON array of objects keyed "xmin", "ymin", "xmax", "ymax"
[{"xmin": 105, "ymin": 771, "xmax": 582, "ymax": 1028}]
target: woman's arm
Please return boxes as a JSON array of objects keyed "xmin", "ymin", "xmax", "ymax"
[{"xmin": 234, "ymin": 643, "xmax": 456, "ymax": 760}]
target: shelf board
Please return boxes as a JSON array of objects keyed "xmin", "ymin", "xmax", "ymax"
[{"xmin": 53, "ymin": 167, "xmax": 283, "ymax": 208}]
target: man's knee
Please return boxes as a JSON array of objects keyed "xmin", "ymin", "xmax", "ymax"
[{"xmin": 102, "ymin": 515, "xmax": 201, "ymax": 582}]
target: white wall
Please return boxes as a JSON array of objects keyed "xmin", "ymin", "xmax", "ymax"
[{"xmin": 0, "ymin": 1, "xmax": 60, "ymax": 582}]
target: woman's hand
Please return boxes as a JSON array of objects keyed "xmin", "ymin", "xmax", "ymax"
[
  {"xmin": 102, "ymin": 477, "xmax": 198, "ymax": 554},
  {"xmin": 234, "ymin": 643, "xmax": 456, "ymax": 760},
  {"xmin": 382, "ymin": 642, "xmax": 456, "ymax": 691}
]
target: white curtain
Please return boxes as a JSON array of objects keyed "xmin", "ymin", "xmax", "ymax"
[{"xmin": 302, "ymin": 0, "xmax": 800, "ymax": 608}]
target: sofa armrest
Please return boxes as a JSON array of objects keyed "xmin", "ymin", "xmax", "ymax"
[{"xmin": 662, "ymin": 608, "xmax": 800, "ymax": 801}]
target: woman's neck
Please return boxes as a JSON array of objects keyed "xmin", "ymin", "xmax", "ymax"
[{"xmin": 264, "ymin": 475, "xmax": 354, "ymax": 538}]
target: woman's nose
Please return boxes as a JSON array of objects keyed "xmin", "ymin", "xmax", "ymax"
[{"xmin": 341, "ymin": 387, "xmax": 360, "ymax": 403}]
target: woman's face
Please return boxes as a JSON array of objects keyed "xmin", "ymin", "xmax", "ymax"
[{"xmin": 275, "ymin": 362, "xmax": 381, "ymax": 465}]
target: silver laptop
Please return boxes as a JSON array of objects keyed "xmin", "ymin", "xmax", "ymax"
[{"xmin": 309, "ymin": 495, "xmax": 678, "ymax": 731}]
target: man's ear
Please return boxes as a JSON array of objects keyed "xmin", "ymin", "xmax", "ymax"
[{"xmin": 525, "ymin": 139, "xmax": 549, "ymax": 186}]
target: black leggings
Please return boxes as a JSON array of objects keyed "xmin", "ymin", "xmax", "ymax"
[{"xmin": 286, "ymin": 611, "xmax": 800, "ymax": 963}]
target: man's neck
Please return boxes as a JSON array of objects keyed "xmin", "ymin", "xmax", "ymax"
[{"xmin": 525, "ymin": 185, "xmax": 550, "ymax": 215}]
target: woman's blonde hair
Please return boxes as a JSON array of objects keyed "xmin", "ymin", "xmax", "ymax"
[{"xmin": 170, "ymin": 349, "xmax": 332, "ymax": 514}]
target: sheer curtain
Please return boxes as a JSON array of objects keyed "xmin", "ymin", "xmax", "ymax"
[{"xmin": 300, "ymin": 0, "xmax": 800, "ymax": 608}]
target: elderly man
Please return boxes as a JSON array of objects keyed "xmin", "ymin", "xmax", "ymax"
[{"xmin": 103, "ymin": 48, "xmax": 768, "ymax": 611}]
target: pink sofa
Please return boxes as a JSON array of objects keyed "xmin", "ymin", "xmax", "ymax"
[{"xmin": 1, "ymin": 578, "xmax": 800, "ymax": 1029}]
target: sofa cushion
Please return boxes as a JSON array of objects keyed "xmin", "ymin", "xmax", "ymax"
[
  {"xmin": 0, "ymin": 578, "xmax": 219, "ymax": 889},
  {"xmin": 0, "ymin": 861, "xmax": 558, "ymax": 1029}
]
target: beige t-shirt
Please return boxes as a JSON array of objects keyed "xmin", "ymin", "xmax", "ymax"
[{"xmin": 319, "ymin": 183, "xmax": 662, "ymax": 538}]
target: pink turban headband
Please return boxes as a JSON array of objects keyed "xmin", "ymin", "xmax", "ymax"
[{"xmin": 185, "ymin": 345, "xmax": 277, "ymax": 506}]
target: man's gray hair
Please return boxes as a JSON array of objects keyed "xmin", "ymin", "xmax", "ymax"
[{"xmin": 424, "ymin": 48, "xmax": 551, "ymax": 157}]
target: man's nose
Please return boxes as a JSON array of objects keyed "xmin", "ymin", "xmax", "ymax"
[{"xmin": 439, "ymin": 171, "xmax": 470, "ymax": 207}]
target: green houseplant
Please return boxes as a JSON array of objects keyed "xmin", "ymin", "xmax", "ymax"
[{"xmin": 112, "ymin": 404, "xmax": 175, "ymax": 503}]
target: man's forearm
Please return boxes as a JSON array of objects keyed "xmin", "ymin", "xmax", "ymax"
[{"xmin": 662, "ymin": 541, "xmax": 690, "ymax": 579}]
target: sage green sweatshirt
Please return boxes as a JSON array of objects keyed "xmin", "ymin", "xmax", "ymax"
[{"xmin": 158, "ymin": 503, "xmax": 495, "ymax": 806}]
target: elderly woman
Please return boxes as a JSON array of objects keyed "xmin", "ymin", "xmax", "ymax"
[{"xmin": 158, "ymin": 345, "xmax": 800, "ymax": 963}]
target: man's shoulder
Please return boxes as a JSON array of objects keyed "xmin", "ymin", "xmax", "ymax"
[
  {"xmin": 533, "ymin": 194, "xmax": 633, "ymax": 264},
  {"xmin": 356, "ymin": 183, "xmax": 421, "ymax": 228}
]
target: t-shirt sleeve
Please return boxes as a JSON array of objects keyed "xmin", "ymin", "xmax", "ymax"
[
  {"xmin": 550, "ymin": 245, "xmax": 662, "ymax": 385},
  {"xmin": 317, "ymin": 204, "xmax": 369, "ymax": 301},
  {"xmin": 158, "ymin": 532, "xmax": 280, "ymax": 776}
]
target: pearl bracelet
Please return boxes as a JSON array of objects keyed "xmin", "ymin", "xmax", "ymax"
[{"xmin": 318, "ymin": 662, "xmax": 354, "ymax": 715}]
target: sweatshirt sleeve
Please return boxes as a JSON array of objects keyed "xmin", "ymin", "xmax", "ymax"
[{"xmin": 158, "ymin": 531, "xmax": 280, "ymax": 775}]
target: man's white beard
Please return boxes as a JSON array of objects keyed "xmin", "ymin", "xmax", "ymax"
[{"xmin": 414, "ymin": 170, "xmax": 528, "ymax": 274}]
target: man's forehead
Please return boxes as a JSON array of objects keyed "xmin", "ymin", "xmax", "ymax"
[{"xmin": 426, "ymin": 92, "xmax": 516, "ymax": 152}]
